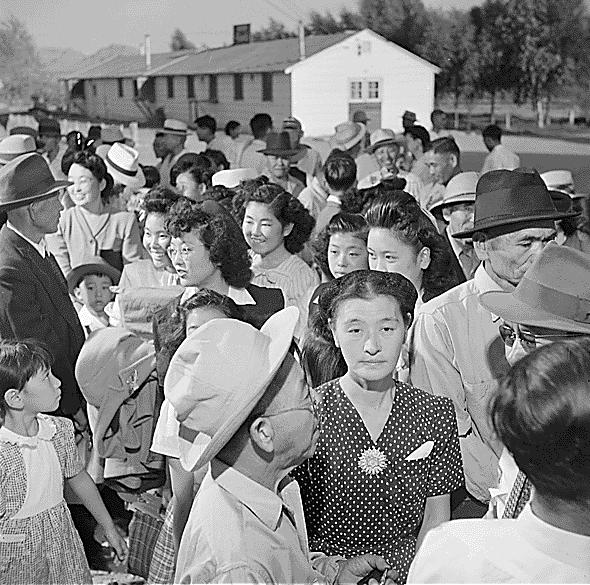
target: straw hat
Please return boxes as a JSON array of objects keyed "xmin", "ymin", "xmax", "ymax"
[
  {"xmin": 164, "ymin": 306, "xmax": 299, "ymax": 471},
  {"xmin": 367, "ymin": 128, "xmax": 400, "ymax": 153},
  {"xmin": 541, "ymin": 170, "xmax": 587, "ymax": 199},
  {"xmin": 0, "ymin": 135, "xmax": 37, "ymax": 165},
  {"xmin": 429, "ymin": 171, "xmax": 478, "ymax": 214},
  {"xmin": 0, "ymin": 153, "xmax": 71, "ymax": 212},
  {"xmin": 329, "ymin": 121, "xmax": 366, "ymax": 151},
  {"xmin": 95, "ymin": 144, "xmax": 111, "ymax": 160},
  {"xmin": 212, "ymin": 168, "xmax": 258, "ymax": 188},
  {"xmin": 479, "ymin": 242, "xmax": 590, "ymax": 335},
  {"xmin": 159, "ymin": 119, "xmax": 190, "ymax": 136},
  {"xmin": 105, "ymin": 143, "xmax": 146, "ymax": 189}
]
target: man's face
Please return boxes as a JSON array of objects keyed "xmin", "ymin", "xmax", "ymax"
[
  {"xmin": 196, "ymin": 126, "xmax": 214, "ymax": 143},
  {"xmin": 30, "ymin": 194, "xmax": 63, "ymax": 234},
  {"xmin": 475, "ymin": 227, "xmax": 556, "ymax": 288},
  {"xmin": 38, "ymin": 134, "xmax": 59, "ymax": 154},
  {"xmin": 266, "ymin": 155, "xmax": 290, "ymax": 180},
  {"xmin": 443, "ymin": 202, "xmax": 475, "ymax": 236},
  {"xmin": 373, "ymin": 144, "xmax": 399, "ymax": 172},
  {"xmin": 153, "ymin": 134, "xmax": 167, "ymax": 159},
  {"xmin": 428, "ymin": 152, "xmax": 456, "ymax": 185},
  {"xmin": 483, "ymin": 136, "xmax": 496, "ymax": 152}
]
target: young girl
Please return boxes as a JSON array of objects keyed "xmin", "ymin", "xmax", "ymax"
[
  {"xmin": 149, "ymin": 290, "xmax": 243, "ymax": 584},
  {"xmin": 0, "ymin": 339, "xmax": 127, "ymax": 584}
]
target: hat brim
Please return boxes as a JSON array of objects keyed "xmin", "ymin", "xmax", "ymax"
[
  {"xmin": 67, "ymin": 262, "xmax": 121, "ymax": 293},
  {"xmin": 0, "ymin": 152, "xmax": 35, "ymax": 165},
  {"xmin": 330, "ymin": 124, "xmax": 366, "ymax": 151},
  {"xmin": 257, "ymin": 146, "xmax": 304, "ymax": 157},
  {"xmin": 452, "ymin": 209, "xmax": 579, "ymax": 239},
  {"xmin": 368, "ymin": 138, "xmax": 399, "ymax": 153},
  {"xmin": 429, "ymin": 193, "xmax": 476, "ymax": 214},
  {"xmin": 479, "ymin": 290, "xmax": 590, "ymax": 335},
  {"xmin": 158, "ymin": 128, "xmax": 190, "ymax": 136},
  {"xmin": 179, "ymin": 306, "xmax": 300, "ymax": 472},
  {"xmin": 106, "ymin": 162, "xmax": 146, "ymax": 189},
  {"xmin": 0, "ymin": 180, "xmax": 72, "ymax": 212}
]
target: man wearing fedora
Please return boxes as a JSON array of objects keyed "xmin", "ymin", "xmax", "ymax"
[
  {"xmin": 0, "ymin": 134, "xmax": 37, "ymax": 167},
  {"xmin": 260, "ymin": 131, "xmax": 305, "ymax": 197},
  {"xmin": 330, "ymin": 121, "xmax": 366, "ymax": 161},
  {"xmin": 158, "ymin": 119, "xmax": 192, "ymax": 187},
  {"xmin": 409, "ymin": 169, "xmax": 576, "ymax": 515},
  {"xmin": 429, "ymin": 171, "xmax": 479, "ymax": 282},
  {"xmin": 282, "ymin": 116, "xmax": 322, "ymax": 186},
  {"xmin": 0, "ymin": 153, "xmax": 86, "ymax": 418},
  {"xmin": 166, "ymin": 307, "xmax": 395, "ymax": 584}
]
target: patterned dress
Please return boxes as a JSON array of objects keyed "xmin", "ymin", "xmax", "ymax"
[
  {"xmin": 0, "ymin": 415, "xmax": 91, "ymax": 584},
  {"xmin": 293, "ymin": 379, "xmax": 463, "ymax": 583}
]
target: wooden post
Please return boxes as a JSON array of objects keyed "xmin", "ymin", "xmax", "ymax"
[{"xmin": 505, "ymin": 111, "xmax": 511, "ymax": 130}]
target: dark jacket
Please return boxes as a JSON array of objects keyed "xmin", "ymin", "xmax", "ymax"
[
  {"xmin": 0, "ymin": 225, "xmax": 85, "ymax": 414},
  {"xmin": 444, "ymin": 229, "xmax": 468, "ymax": 286}
]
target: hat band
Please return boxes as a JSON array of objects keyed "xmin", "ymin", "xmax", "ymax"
[
  {"xmin": 106, "ymin": 155, "xmax": 138, "ymax": 177},
  {"xmin": 17, "ymin": 175, "xmax": 61, "ymax": 201},
  {"xmin": 516, "ymin": 276, "xmax": 590, "ymax": 324}
]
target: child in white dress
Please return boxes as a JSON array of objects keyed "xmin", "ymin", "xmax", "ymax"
[{"xmin": 0, "ymin": 339, "xmax": 127, "ymax": 584}]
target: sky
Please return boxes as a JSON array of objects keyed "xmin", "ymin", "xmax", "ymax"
[{"xmin": 1, "ymin": 0, "xmax": 483, "ymax": 54}]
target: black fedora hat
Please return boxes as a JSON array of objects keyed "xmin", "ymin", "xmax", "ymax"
[
  {"xmin": 0, "ymin": 153, "xmax": 72, "ymax": 212},
  {"xmin": 453, "ymin": 169, "xmax": 578, "ymax": 239},
  {"xmin": 258, "ymin": 131, "xmax": 303, "ymax": 157}
]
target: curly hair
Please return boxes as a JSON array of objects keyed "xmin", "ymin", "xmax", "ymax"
[
  {"xmin": 311, "ymin": 212, "xmax": 368, "ymax": 280},
  {"xmin": 166, "ymin": 198, "xmax": 252, "ymax": 288},
  {"xmin": 364, "ymin": 192, "xmax": 460, "ymax": 302},
  {"xmin": 233, "ymin": 182, "xmax": 315, "ymax": 254},
  {"xmin": 170, "ymin": 156, "xmax": 215, "ymax": 188},
  {"xmin": 302, "ymin": 270, "xmax": 417, "ymax": 387},
  {"xmin": 68, "ymin": 149, "xmax": 114, "ymax": 204},
  {"xmin": 143, "ymin": 186, "xmax": 180, "ymax": 217}
]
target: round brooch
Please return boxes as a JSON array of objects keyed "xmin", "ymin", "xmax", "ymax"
[{"xmin": 358, "ymin": 447, "xmax": 388, "ymax": 476}]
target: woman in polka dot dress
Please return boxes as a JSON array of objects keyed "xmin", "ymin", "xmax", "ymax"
[{"xmin": 297, "ymin": 270, "xmax": 463, "ymax": 583}]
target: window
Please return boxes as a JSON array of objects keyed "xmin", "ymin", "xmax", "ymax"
[
  {"xmin": 133, "ymin": 79, "xmax": 139, "ymax": 97},
  {"xmin": 93, "ymin": 84, "xmax": 97, "ymax": 96},
  {"xmin": 209, "ymin": 74, "xmax": 218, "ymax": 102},
  {"xmin": 349, "ymin": 79, "xmax": 381, "ymax": 102},
  {"xmin": 350, "ymin": 81, "xmax": 362, "ymax": 100},
  {"xmin": 117, "ymin": 78, "xmax": 124, "ymax": 98},
  {"xmin": 167, "ymin": 76, "xmax": 174, "ymax": 98},
  {"xmin": 234, "ymin": 73, "xmax": 243, "ymax": 101},
  {"xmin": 187, "ymin": 75, "xmax": 195, "ymax": 99},
  {"xmin": 368, "ymin": 81, "xmax": 380, "ymax": 99},
  {"xmin": 262, "ymin": 72, "xmax": 273, "ymax": 102}
]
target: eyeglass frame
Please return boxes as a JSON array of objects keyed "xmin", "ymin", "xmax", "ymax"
[{"xmin": 499, "ymin": 322, "xmax": 581, "ymax": 352}]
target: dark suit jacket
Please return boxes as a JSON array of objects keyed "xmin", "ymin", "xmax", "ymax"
[
  {"xmin": 0, "ymin": 225, "xmax": 85, "ymax": 415},
  {"xmin": 444, "ymin": 230, "xmax": 468, "ymax": 286},
  {"xmin": 152, "ymin": 283, "xmax": 284, "ymax": 387}
]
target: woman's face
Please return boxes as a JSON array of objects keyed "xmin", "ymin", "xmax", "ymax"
[
  {"xmin": 143, "ymin": 212, "xmax": 172, "ymax": 269},
  {"xmin": 242, "ymin": 201, "xmax": 291, "ymax": 257},
  {"xmin": 168, "ymin": 231, "xmax": 218, "ymax": 287},
  {"xmin": 176, "ymin": 171, "xmax": 204, "ymax": 202},
  {"xmin": 367, "ymin": 227, "xmax": 429, "ymax": 293},
  {"xmin": 327, "ymin": 233, "xmax": 368, "ymax": 278},
  {"xmin": 331, "ymin": 295, "xmax": 407, "ymax": 388},
  {"xmin": 185, "ymin": 306, "xmax": 228, "ymax": 337},
  {"xmin": 67, "ymin": 163, "xmax": 104, "ymax": 207}
]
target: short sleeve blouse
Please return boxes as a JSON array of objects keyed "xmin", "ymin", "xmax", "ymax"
[{"xmin": 293, "ymin": 378, "xmax": 463, "ymax": 583}]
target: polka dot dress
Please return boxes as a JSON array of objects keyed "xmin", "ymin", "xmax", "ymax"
[{"xmin": 293, "ymin": 379, "xmax": 463, "ymax": 583}]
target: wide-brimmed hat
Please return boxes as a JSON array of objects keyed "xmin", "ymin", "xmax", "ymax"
[
  {"xmin": 541, "ymin": 170, "xmax": 587, "ymax": 199},
  {"xmin": 368, "ymin": 128, "xmax": 400, "ymax": 153},
  {"xmin": 165, "ymin": 306, "xmax": 299, "ymax": 471},
  {"xmin": 352, "ymin": 110, "xmax": 369, "ymax": 124},
  {"xmin": 75, "ymin": 328, "xmax": 156, "ymax": 455},
  {"xmin": 0, "ymin": 153, "xmax": 71, "ymax": 212},
  {"xmin": 101, "ymin": 125, "xmax": 125, "ymax": 144},
  {"xmin": 159, "ymin": 119, "xmax": 190, "ymax": 136},
  {"xmin": 67, "ymin": 256, "xmax": 121, "ymax": 293},
  {"xmin": 37, "ymin": 118, "xmax": 61, "ymax": 137},
  {"xmin": 257, "ymin": 131, "xmax": 302, "ymax": 157},
  {"xmin": 9, "ymin": 126, "xmax": 37, "ymax": 138},
  {"xmin": 479, "ymin": 242, "xmax": 590, "ymax": 335},
  {"xmin": 429, "ymin": 171, "xmax": 478, "ymax": 214},
  {"xmin": 105, "ymin": 143, "xmax": 145, "ymax": 189},
  {"xmin": 329, "ymin": 121, "xmax": 366, "ymax": 151},
  {"xmin": 212, "ymin": 168, "xmax": 258, "ymax": 188},
  {"xmin": 95, "ymin": 144, "xmax": 111, "ymax": 160},
  {"xmin": 0, "ymin": 135, "xmax": 37, "ymax": 164},
  {"xmin": 452, "ymin": 169, "xmax": 578, "ymax": 239}
]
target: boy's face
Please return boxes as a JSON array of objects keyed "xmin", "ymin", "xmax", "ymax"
[{"xmin": 74, "ymin": 274, "xmax": 114, "ymax": 314}]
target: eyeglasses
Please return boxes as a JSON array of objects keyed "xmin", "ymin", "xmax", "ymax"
[
  {"xmin": 499, "ymin": 323, "xmax": 580, "ymax": 352},
  {"xmin": 263, "ymin": 387, "xmax": 323, "ymax": 427}
]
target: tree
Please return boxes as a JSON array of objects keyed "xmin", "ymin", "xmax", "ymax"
[
  {"xmin": 252, "ymin": 18, "xmax": 296, "ymax": 41},
  {"xmin": 170, "ymin": 28, "xmax": 196, "ymax": 51},
  {"xmin": 306, "ymin": 8, "xmax": 364, "ymax": 35}
]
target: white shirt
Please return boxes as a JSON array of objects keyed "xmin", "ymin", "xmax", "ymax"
[
  {"xmin": 6, "ymin": 221, "xmax": 47, "ymax": 257},
  {"xmin": 408, "ymin": 504, "xmax": 590, "ymax": 583},
  {"xmin": 481, "ymin": 143, "xmax": 520, "ymax": 174},
  {"xmin": 78, "ymin": 305, "xmax": 108, "ymax": 337}
]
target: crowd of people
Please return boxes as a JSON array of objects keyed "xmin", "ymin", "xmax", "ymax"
[{"xmin": 0, "ymin": 105, "xmax": 589, "ymax": 584}]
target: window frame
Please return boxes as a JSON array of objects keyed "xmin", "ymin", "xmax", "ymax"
[
  {"xmin": 262, "ymin": 72, "xmax": 273, "ymax": 102},
  {"xmin": 117, "ymin": 78, "xmax": 124, "ymax": 98},
  {"xmin": 187, "ymin": 75, "xmax": 195, "ymax": 99},
  {"xmin": 348, "ymin": 78, "xmax": 382, "ymax": 103},
  {"xmin": 209, "ymin": 74, "xmax": 218, "ymax": 103},
  {"xmin": 233, "ymin": 73, "xmax": 244, "ymax": 101},
  {"xmin": 167, "ymin": 76, "xmax": 174, "ymax": 99}
]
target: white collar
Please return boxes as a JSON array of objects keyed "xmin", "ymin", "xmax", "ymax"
[
  {"xmin": 6, "ymin": 221, "xmax": 47, "ymax": 258},
  {"xmin": 181, "ymin": 285, "xmax": 256, "ymax": 306},
  {"xmin": 327, "ymin": 194, "xmax": 342, "ymax": 205}
]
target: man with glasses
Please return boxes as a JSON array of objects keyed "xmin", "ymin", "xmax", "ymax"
[
  {"xmin": 409, "ymin": 169, "xmax": 576, "ymax": 516},
  {"xmin": 479, "ymin": 241, "xmax": 590, "ymax": 519},
  {"xmin": 166, "ymin": 307, "xmax": 394, "ymax": 584}
]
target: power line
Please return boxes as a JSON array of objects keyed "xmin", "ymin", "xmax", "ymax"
[{"xmin": 259, "ymin": 0, "xmax": 303, "ymax": 24}]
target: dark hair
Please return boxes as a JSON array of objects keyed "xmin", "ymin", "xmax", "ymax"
[
  {"xmin": 482, "ymin": 124, "xmax": 502, "ymax": 142},
  {"xmin": 490, "ymin": 337, "xmax": 590, "ymax": 505},
  {"xmin": 171, "ymin": 160, "xmax": 215, "ymax": 190},
  {"xmin": 302, "ymin": 270, "xmax": 417, "ymax": 386},
  {"xmin": 195, "ymin": 115, "xmax": 216, "ymax": 134},
  {"xmin": 431, "ymin": 136, "xmax": 460, "ymax": 162},
  {"xmin": 141, "ymin": 165, "xmax": 160, "ymax": 189},
  {"xmin": 166, "ymin": 198, "xmax": 252, "ymax": 288},
  {"xmin": 201, "ymin": 185, "xmax": 234, "ymax": 211},
  {"xmin": 204, "ymin": 148, "xmax": 230, "ymax": 171},
  {"xmin": 234, "ymin": 182, "xmax": 315, "ymax": 254},
  {"xmin": 225, "ymin": 120, "xmax": 240, "ymax": 136},
  {"xmin": 69, "ymin": 149, "xmax": 114, "ymax": 203},
  {"xmin": 0, "ymin": 340, "xmax": 53, "ymax": 422},
  {"xmin": 250, "ymin": 113, "xmax": 273, "ymax": 139},
  {"xmin": 311, "ymin": 213, "xmax": 368, "ymax": 280},
  {"xmin": 143, "ymin": 186, "xmax": 180, "ymax": 217},
  {"xmin": 162, "ymin": 289, "xmax": 243, "ymax": 364},
  {"xmin": 364, "ymin": 192, "xmax": 460, "ymax": 302},
  {"xmin": 431, "ymin": 109, "xmax": 445, "ymax": 123},
  {"xmin": 66, "ymin": 130, "xmax": 85, "ymax": 151},
  {"xmin": 404, "ymin": 125, "xmax": 430, "ymax": 150},
  {"xmin": 87, "ymin": 125, "xmax": 101, "ymax": 140},
  {"xmin": 324, "ymin": 149, "xmax": 357, "ymax": 192}
]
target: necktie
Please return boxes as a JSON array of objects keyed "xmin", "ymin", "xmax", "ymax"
[{"xmin": 502, "ymin": 470, "xmax": 533, "ymax": 518}]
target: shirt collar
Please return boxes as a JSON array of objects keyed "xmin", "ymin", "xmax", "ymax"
[
  {"xmin": 212, "ymin": 459, "xmax": 288, "ymax": 531},
  {"xmin": 327, "ymin": 194, "xmax": 342, "ymax": 205},
  {"xmin": 6, "ymin": 221, "xmax": 47, "ymax": 258},
  {"xmin": 227, "ymin": 285, "xmax": 256, "ymax": 305},
  {"xmin": 473, "ymin": 262, "xmax": 504, "ymax": 294}
]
